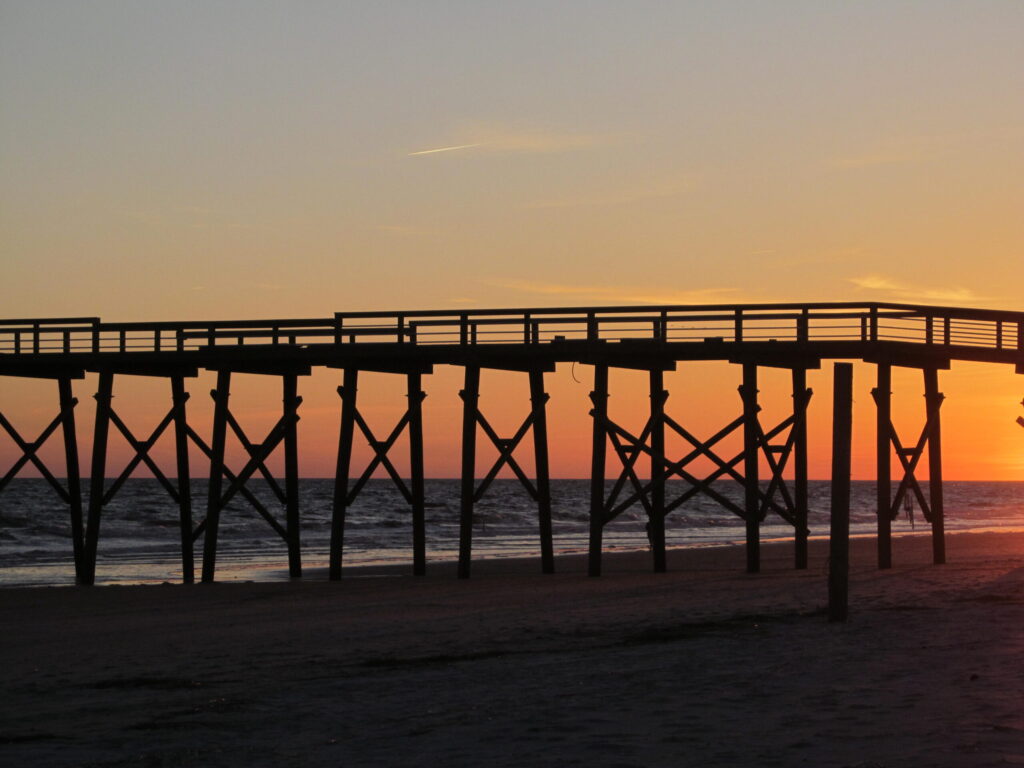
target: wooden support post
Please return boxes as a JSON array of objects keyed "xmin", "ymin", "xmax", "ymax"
[
  {"xmin": 170, "ymin": 375, "xmax": 194, "ymax": 584},
  {"xmin": 458, "ymin": 366, "xmax": 480, "ymax": 579},
  {"xmin": 741, "ymin": 363, "xmax": 760, "ymax": 574},
  {"xmin": 924, "ymin": 367, "xmax": 946, "ymax": 565},
  {"xmin": 875, "ymin": 363, "xmax": 892, "ymax": 569},
  {"xmin": 408, "ymin": 372, "xmax": 427, "ymax": 576},
  {"xmin": 283, "ymin": 373, "xmax": 301, "ymax": 578},
  {"xmin": 829, "ymin": 362, "xmax": 853, "ymax": 623},
  {"xmin": 330, "ymin": 368, "xmax": 358, "ymax": 580},
  {"xmin": 588, "ymin": 365, "xmax": 609, "ymax": 577},
  {"xmin": 57, "ymin": 377, "xmax": 85, "ymax": 584},
  {"xmin": 792, "ymin": 367, "xmax": 809, "ymax": 570},
  {"xmin": 649, "ymin": 369, "xmax": 667, "ymax": 573},
  {"xmin": 529, "ymin": 369, "xmax": 555, "ymax": 575},
  {"xmin": 83, "ymin": 371, "xmax": 114, "ymax": 586},
  {"xmin": 201, "ymin": 370, "xmax": 231, "ymax": 583}
]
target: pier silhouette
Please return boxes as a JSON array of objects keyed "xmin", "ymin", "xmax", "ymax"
[{"xmin": 2, "ymin": 302, "xmax": 1022, "ymax": 586}]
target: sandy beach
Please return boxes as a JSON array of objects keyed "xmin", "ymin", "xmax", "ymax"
[{"xmin": 2, "ymin": 531, "xmax": 1023, "ymax": 767}]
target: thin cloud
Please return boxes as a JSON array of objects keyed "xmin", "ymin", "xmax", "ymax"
[
  {"xmin": 408, "ymin": 125, "xmax": 621, "ymax": 158},
  {"xmin": 408, "ymin": 143, "xmax": 483, "ymax": 156},
  {"xmin": 849, "ymin": 274, "xmax": 989, "ymax": 305}
]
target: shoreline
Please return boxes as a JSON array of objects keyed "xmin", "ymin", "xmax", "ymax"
[{"xmin": 7, "ymin": 520, "xmax": 1024, "ymax": 589}]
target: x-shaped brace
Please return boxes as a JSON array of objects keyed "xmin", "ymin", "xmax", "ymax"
[
  {"xmin": 338, "ymin": 386, "xmax": 425, "ymax": 506},
  {"xmin": 872, "ymin": 388, "xmax": 941, "ymax": 523},
  {"xmin": 459, "ymin": 390, "xmax": 543, "ymax": 503},
  {"xmin": 100, "ymin": 405, "xmax": 181, "ymax": 506},
  {"xmin": 0, "ymin": 408, "xmax": 73, "ymax": 501}
]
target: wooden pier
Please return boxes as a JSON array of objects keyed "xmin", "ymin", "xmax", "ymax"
[{"xmin": 1, "ymin": 302, "xmax": 1022, "ymax": 585}]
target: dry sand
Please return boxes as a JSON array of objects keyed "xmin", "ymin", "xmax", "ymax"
[{"xmin": 2, "ymin": 531, "xmax": 1023, "ymax": 767}]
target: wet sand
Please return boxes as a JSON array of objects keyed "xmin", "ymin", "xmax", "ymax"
[{"xmin": 2, "ymin": 531, "xmax": 1023, "ymax": 767}]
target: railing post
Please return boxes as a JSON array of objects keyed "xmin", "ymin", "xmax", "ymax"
[
  {"xmin": 734, "ymin": 309, "xmax": 743, "ymax": 343},
  {"xmin": 869, "ymin": 307, "xmax": 879, "ymax": 341}
]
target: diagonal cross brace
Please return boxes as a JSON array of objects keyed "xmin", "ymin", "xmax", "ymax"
[
  {"xmin": 458, "ymin": 389, "xmax": 542, "ymax": 504},
  {"xmin": 337, "ymin": 386, "xmax": 425, "ymax": 506},
  {"xmin": 185, "ymin": 422, "xmax": 291, "ymax": 543},
  {"xmin": 872, "ymin": 387, "xmax": 942, "ymax": 523},
  {"xmin": 101, "ymin": 406, "xmax": 180, "ymax": 506},
  {"xmin": 0, "ymin": 409, "xmax": 72, "ymax": 501},
  {"xmin": 222, "ymin": 406, "xmax": 287, "ymax": 505}
]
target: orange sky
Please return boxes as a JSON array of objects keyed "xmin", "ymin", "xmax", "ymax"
[
  {"xmin": 1, "ymin": 2, "xmax": 1022, "ymax": 480},
  {"xmin": 2, "ymin": 358, "xmax": 1021, "ymax": 482}
]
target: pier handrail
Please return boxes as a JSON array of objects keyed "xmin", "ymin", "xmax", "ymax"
[{"xmin": 1, "ymin": 302, "xmax": 1022, "ymax": 358}]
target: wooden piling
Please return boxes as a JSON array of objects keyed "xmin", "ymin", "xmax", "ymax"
[
  {"xmin": 201, "ymin": 370, "xmax": 231, "ymax": 583},
  {"xmin": 529, "ymin": 369, "xmax": 554, "ymax": 574},
  {"xmin": 458, "ymin": 366, "xmax": 480, "ymax": 579},
  {"xmin": 283, "ymin": 373, "xmax": 301, "ymax": 578},
  {"xmin": 82, "ymin": 371, "xmax": 114, "ymax": 586},
  {"xmin": 875, "ymin": 363, "xmax": 892, "ymax": 569},
  {"xmin": 57, "ymin": 377, "xmax": 85, "ymax": 584},
  {"xmin": 792, "ymin": 367, "xmax": 809, "ymax": 570},
  {"xmin": 829, "ymin": 362, "xmax": 853, "ymax": 623},
  {"xmin": 924, "ymin": 367, "xmax": 946, "ymax": 565},
  {"xmin": 741, "ymin": 363, "xmax": 760, "ymax": 574},
  {"xmin": 170, "ymin": 375, "xmax": 194, "ymax": 584},
  {"xmin": 649, "ymin": 369, "xmax": 667, "ymax": 573},
  {"xmin": 329, "ymin": 368, "xmax": 358, "ymax": 580},
  {"xmin": 408, "ymin": 372, "xmax": 427, "ymax": 576},
  {"xmin": 588, "ymin": 365, "xmax": 609, "ymax": 577}
]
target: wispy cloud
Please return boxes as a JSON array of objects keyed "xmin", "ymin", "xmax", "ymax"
[
  {"xmin": 849, "ymin": 274, "xmax": 989, "ymax": 305},
  {"xmin": 492, "ymin": 279, "xmax": 743, "ymax": 306},
  {"xmin": 408, "ymin": 125, "xmax": 621, "ymax": 158},
  {"xmin": 408, "ymin": 143, "xmax": 483, "ymax": 156}
]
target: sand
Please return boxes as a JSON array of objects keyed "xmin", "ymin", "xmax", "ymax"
[{"xmin": 2, "ymin": 531, "xmax": 1023, "ymax": 767}]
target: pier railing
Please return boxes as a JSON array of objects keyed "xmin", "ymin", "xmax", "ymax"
[{"xmin": 1, "ymin": 303, "xmax": 1022, "ymax": 356}]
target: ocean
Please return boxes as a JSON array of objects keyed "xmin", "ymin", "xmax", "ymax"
[{"xmin": 2, "ymin": 479, "xmax": 1023, "ymax": 587}]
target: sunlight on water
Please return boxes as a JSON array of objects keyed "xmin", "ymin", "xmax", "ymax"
[{"xmin": 2, "ymin": 479, "xmax": 1023, "ymax": 587}]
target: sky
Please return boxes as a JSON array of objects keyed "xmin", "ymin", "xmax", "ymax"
[{"xmin": 1, "ymin": 1, "xmax": 1022, "ymax": 480}]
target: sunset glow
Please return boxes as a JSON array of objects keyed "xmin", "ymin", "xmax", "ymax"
[{"xmin": 1, "ymin": 2, "xmax": 1021, "ymax": 480}]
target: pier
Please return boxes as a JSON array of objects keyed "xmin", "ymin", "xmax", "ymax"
[{"xmin": 2, "ymin": 301, "xmax": 1022, "ymax": 585}]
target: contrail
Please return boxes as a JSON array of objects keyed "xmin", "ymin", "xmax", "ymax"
[{"xmin": 408, "ymin": 143, "xmax": 482, "ymax": 156}]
